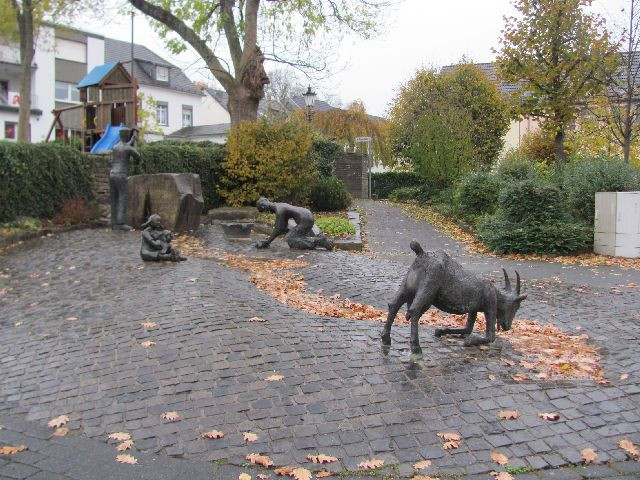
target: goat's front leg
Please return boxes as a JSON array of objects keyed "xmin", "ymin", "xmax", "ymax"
[
  {"xmin": 464, "ymin": 308, "xmax": 496, "ymax": 347},
  {"xmin": 406, "ymin": 287, "xmax": 435, "ymax": 359},
  {"xmin": 435, "ymin": 312, "xmax": 477, "ymax": 338}
]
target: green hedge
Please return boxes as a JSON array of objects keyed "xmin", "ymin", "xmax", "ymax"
[
  {"xmin": 133, "ymin": 141, "xmax": 226, "ymax": 211},
  {"xmin": 477, "ymin": 180, "xmax": 591, "ymax": 254},
  {"xmin": 454, "ymin": 171, "xmax": 504, "ymax": 223},
  {"xmin": 0, "ymin": 142, "xmax": 92, "ymax": 222},
  {"xmin": 371, "ymin": 171, "xmax": 422, "ymax": 198},
  {"xmin": 311, "ymin": 136, "xmax": 343, "ymax": 177}
]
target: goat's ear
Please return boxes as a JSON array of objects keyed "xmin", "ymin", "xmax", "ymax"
[{"xmin": 516, "ymin": 294, "xmax": 528, "ymax": 302}]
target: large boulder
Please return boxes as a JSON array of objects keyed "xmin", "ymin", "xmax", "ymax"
[{"xmin": 127, "ymin": 173, "xmax": 203, "ymax": 232}]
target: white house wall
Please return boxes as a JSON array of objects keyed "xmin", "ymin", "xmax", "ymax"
[
  {"xmin": 200, "ymin": 91, "xmax": 230, "ymax": 125},
  {"xmin": 140, "ymin": 84, "xmax": 205, "ymax": 136},
  {"xmin": 86, "ymin": 37, "xmax": 104, "ymax": 71},
  {"xmin": 54, "ymin": 38, "xmax": 86, "ymax": 63},
  {"xmin": 503, "ymin": 117, "xmax": 539, "ymax": 153}
]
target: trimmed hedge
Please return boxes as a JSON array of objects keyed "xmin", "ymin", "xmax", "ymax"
[
  {"xmin": 371, "ymin": 171, "xmax": 422, "ymax": 198},
  {"xmin": 133, "ymin": 141, "xmax": 226, "ymax": 211},
  {"xmin": 477, "ymin": 180, "xmax": 591, "ymax": 254},
  {"xmin": 308, "ymin": 176, "xmax": 351, "ymax": 212},
  {"xmin": 0, "ymin": 142, "xmax": 92, "ymax": 222},
  {"xmin": 454, "ymin": 171, "xmax": 504, "ymax": 223},
  {"xmin": 311, "ymin": 136, "xmax": 342, "ymax": 177}
]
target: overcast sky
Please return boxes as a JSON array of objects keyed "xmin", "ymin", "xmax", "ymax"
[{"xmin": 83, "ymin": 0, "xmax": 630, "ymax": 117}]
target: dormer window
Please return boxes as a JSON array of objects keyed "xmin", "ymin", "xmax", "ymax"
[{"xmin": 156, "ymin": 66, "xmax": 169, "ymax": 82}]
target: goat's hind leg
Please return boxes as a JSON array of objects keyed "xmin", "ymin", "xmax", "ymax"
[
  {"xmin": 435, "ymin": 312, "xmax": 477, "ymax": 338},
  {"xmin": 381, "ymin": 289, "xmax": 407, "ymax": 346}
]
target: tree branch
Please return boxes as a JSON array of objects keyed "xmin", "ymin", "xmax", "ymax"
[{"xmin": 220, "ymin": 0, "xmax": 242, "ymax": 71}]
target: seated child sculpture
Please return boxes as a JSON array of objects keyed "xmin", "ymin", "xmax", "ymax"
[
  {"xmin": 255, "ymin": 197, "xmax": 334, "ymax": 250},
  {"xmin": 140, "ymin": 214, "xmax": 187, "ymax": 262}
]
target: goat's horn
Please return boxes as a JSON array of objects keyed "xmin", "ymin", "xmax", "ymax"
[
  {"xmin": 515, "ymin": 271, "xmax": 521, "ymax": 294},
  {"xmin": 502, "ymin": 268, "xmax": 511, "ymax": 290}
]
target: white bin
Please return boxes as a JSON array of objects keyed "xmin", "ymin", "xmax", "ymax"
[{"xmin": 594, "ymin": 191, "xmax": 640, "ymax": 258}]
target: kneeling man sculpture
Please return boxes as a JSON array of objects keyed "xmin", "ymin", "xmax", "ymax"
[
  {"xmin": 381, "ymin": 241, "xmax": 527, "ymax": 357},
  {"xmin": 255, "ymin": 197, "xmax": 334, "ymax": 251}
]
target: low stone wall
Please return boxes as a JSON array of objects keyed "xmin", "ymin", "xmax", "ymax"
[
  {"xmin": 335, "ymin": 152, "xmax": 369, "ymax": 199},
  {"xmin": 87, "ymin": 153, "xmax": 111, "ymax": 221}
]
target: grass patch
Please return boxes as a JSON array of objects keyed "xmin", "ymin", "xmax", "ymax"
[
  {"xmin": 0, "ymin": 218, "xmax": 44, "ymax": 239},
  {"xmin": 505, "ymin": 465, "xmax": 534, "ymax": 474},
  {"xmin": 315, "ymin": 216, "xmax": 355, "ymax": 237}
]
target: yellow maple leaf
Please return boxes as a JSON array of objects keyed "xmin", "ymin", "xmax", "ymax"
[
  {"xmin": 265, "ymin": 374, "xmax": 284, "ymax": 382},
  {"xmin": 316, "ymin": 472, "xmax": 331, "ymax": 478},
  {"xmin": 141, "ymin": 321, "xmax": 158, "ymax": 329},
  {"xmin": 52, "ymin": 427, "xmax": 69, "ymax": 437},
  {"xmin": 243, "ymin": 432, "xmax": 258, "ymax": 442},
  {"xmin": 116, "ymin": 454, "xmax": 138, "ymax": 464},
  {"xmin": 412, "ymin": 460, "xmax": 432, "ymax": 470},
  {"xmin": 491, "ymin": 451, "xmax": 509, "ymax": 465},
  {"xmin": 357, "ymin": 458, "xmax": 384, "ymax": 469},
  {"xmin": 161, "ymin": 411, "xmax": 180, "ymax": 421},
  {"xmin": 108, "ymin": 432, "xmax": 131, "ymax": 442},
  {"xmin": 0, "ymin": 445, "xmax": 28, "ymax": 455},
  {"xmin": 202, "ymin": 430, "xmax": 224, "ymax": 439},
  {"xmin": 246, "ymin": 453, "xmax": 274, "ymax": 468},
  {"xmin": 239, "ymin": 474, "xmax": 251, "ymax": 480},
  {"xmin": 498, "ymin": 410, "xmax": 520, "ymax": 420},
  {"xmin": 619, "ymin": 438, "xmax": 640, "ymax": 459},
  {"xmin": 436, "ymin": 432, "xmax": 461, "ymax": 442},
  {"xmin": 249, "ymin": 316, "xmax": 266, "ymax": 322},
  {"xmin": 581, "ymin": 448, "xmax": 597, "ymax": 463},
  {"xmin": 538, "ymin": 412, "xmax": 560, "ymax": 421},
  {"xmin": 117, "ymin": 440, "xmax": 134, "ymax": 451},
  {"xmin": 47, "ymin": 415, "xmax": 69, "ymax": 428},
  {"xmin": 140, "ymin": 341, "xmax": 156, "ymax": 348},
  {"xmin": 291, "ymin": 467, "xmax": 312, "ymax": 480},
  {"xmin": 307, "ymin": 454, "xmax": 338, "ymax": 464}
]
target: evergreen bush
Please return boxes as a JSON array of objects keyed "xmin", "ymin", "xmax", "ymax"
[
  {"xmin": 371, "ymin": 171, "xmax": 422, "ymax": 198},
  {"xmin": 310, "ymin": 136, "xmax": 342, "ymax": 177},
  {"xmin": 308, "ymin": 176, "xmax": 351, "ymax": 212},
  {"xmin": 454, "ymin": 171, "xmax": 504, "ymax": 223}
]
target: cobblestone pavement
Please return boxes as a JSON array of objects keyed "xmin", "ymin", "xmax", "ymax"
[{"xmin": 0, "ymin": 200, "xmax": 639, "ymax": 479}]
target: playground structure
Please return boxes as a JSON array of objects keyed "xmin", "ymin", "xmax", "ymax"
[{"xmin": 46, "ymin": 62, "xmax": 138, "ymax": 152}]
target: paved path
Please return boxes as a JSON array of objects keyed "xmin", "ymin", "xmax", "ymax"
[{"xmin": 0, "ymin": 200, "xmax": 639, "ymax": 479}]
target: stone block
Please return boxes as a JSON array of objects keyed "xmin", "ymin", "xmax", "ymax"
[{"xmin": 127, "ymin": 173, "xmax": 203, "ymax": 232}]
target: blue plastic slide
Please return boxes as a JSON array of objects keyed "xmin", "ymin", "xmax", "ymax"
[{"xmin": 90, "ymin": 123, "xmax": 125, "ymax": 153}]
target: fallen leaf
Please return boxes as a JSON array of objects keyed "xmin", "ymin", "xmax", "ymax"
[
  {"xmin": 202, "ymin": 430, "xmax": 224, "ymax": 439},
  {"xmin": 14, "ymin": 321, "xmax": 22, "ymax": 327},
  {"xmin": 246, "ymin": 453, "xmax": 274, "ymax": 468},
  {"xmin": 511, "ymin": 373, "xmax": 530, "ymax": 382},
  {"xmin": 65, "ymin": 316, "xmax": 78, "ymax": 321},
  {"xmin": 619, "ymin": 438, "xmax": 640, "ymax": 459},
  {"xmin": 520, "ymin": 360, "xmax": 535, "ymax": 369},
  {"xmin": 291, "ymin": 467, "xmax": 312, "ymax": 480},
  {"xmin": 436, "ymin": 432, "xmax": 461, "ymax": 442},
  {"xmin": 489, "ymin": 472, "xmax": 513, "ymax": 480},
  {"xmin": 412, "ymin": 476, "xmax": 440, "ymax": 480},
  {"xmin": 186, "ymin": 277, "xmax": 198, "ymax": 283},
  {"xmin": 108, "ymin": 432, "xmax": 131, "ymax": 442},
  {"xmin": 488, "ymin": 374, "xmax": 496, "ymax": 381},
  {"xmin": 442, "ymin": 441, "xmax": 460, "ymax": 450},
  {"xmin": 116, "ymin": 454, "xmax": 138, "ymax": 464},
  {"xmin": 620, "ymin": 373, "xmax": 630, "ymax": 381},
  {"xmin": 498, "ymin": 410, "xmax": 520, "ymax": 420},
  {"xmin": 491, "ymin": 451, "xmax": 509, "ymax": 465},
  {"xmin": 413, "ymin": 460, "xmax": 432, "ymax": 470},
  {"xmin": 47, "ymin": 415, "xmax": 69, "ymax": 428},
  {"xmin": 538, "ymin": 412, "xmax": 560, "ymax": 421},
  {"xmin": 140, "ymin": 341, "xmax": 156, "ymax": 348},
  {"xmin": 239, "ymin": 475, "xmax": 251, "ymax": 480},
  {"xmin": 357, "ymin": 458, "xmax": 384, "ymax": 469},
  {"xmin": 307, "ymin": 454, "xmax": 338, "ymax": 464},
  {"xmin": 479, "ymin": 345, "xmax": 489, "ymax": 350},
  {"xmin": 117, "ymin": 440, "xmax": 134, "ymax": 451},
  {"xmin": 249, "ymin": 316, "xmax": 266, "ymax": 322},
  {"xmin": 581, "ymin": 448, "xmax": 598, "ymax": 463},
  {"xmin": 243, "ymin": 432, "xmax": 258, "ymax": 442},
  {"xmin": 265, "ymin": 374, "xmax": 284, "ymax": 382},
  {"xmin": 161, "ymin": 411, "xmax": 179, "ymax": 421},
  {"xmin": 141, "ymin": 321, "xmax": 158, "ymax": 329},
  {"xmin": 52, "ymin": 427, "xmax": 69, "ymax": 437},
  {"xmin": 0, "ymin": 445, "xmax": 28, "ymax": 454},
  {"xmin": 502, "ymin": 359, "xmax": 515, "ymax": 366},
  {"xmin": 274, "ymin": 466, "xmax": 295, "ymax": 475},
  {"xmin": 257, "ymin": 475, "xmax": 271, "ymax": 480},
  {"xmin": 316, "ymin": 472, "xmax": 331, "ymax": 478}
]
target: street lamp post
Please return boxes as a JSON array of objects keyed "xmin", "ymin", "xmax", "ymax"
[{"xmin": 302, "ymin": 85, "xmax": 316, "ymax": 123}]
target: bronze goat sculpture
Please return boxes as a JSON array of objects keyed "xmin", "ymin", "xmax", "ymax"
[{"xmin": 381, "ymin": 241, "xmax": 527, "ymax": 357}]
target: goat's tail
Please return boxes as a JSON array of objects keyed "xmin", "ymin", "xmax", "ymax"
[{"xmin": 409, "ymin": 240, "xmax": 424, "ymax": 256}]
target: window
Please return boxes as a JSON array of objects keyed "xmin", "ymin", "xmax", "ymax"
[
  {"xmin": 156, "ymin": 66, "xmax": 169, "ymax": 82},
  {"xmin": 0, "ymin": 81, "xmax": 7, "ymax": 105},
  {"xmin": 156, "ymin": 102, "xmax": 168, "ymax": 126},
  {"xmin": 4, "ymin": 122, "xmax": 17, "ymax": 140},
  {"xmin": 182, "ymin": 105, "xmax": 192, "ymax": 128},
  {"xmin": 55, "ymin": 81, "xmax": 80, "ymax": 102}
]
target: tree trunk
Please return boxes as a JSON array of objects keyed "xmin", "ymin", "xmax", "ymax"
[
  {"xmin": 17, "ymin": 0, "xmax": 34, "ymax": 143},
  {"xmin": 228, "ymin": 89, "xmax": 260, "ymax": 124},
  {"xmin": 554, "ymin": 129, "xmax": 565, "ymax": 166},
  {"xmin": 623, "ymin": 135, "xmax": 631, "ymax": 164}
]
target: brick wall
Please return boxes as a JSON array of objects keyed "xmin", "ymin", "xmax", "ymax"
[{"xmin": 335, "ymin": 152, "xmax": 370, "ymax": 199}]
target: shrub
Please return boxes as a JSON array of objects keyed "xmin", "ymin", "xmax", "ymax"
[
  {"xmin": 371, "ymin": 171, "xmax": 422, "ymax": 198},
  {"xmin": 520, "ymin": 128, "xmax": 570, "ymax": 165},
  {"xmin": 388, "ymin": 184, "xmax": 434, "ymax": 203},
  {"xmin": 308, "ymin": 176, "xmax": 351, "ymax": 212},
  {"xmin": 454, "ymin": 171, "xmax": 504, "ymax": 223},
  {"xmin": 496, "ymin": 150, "xmax": 539, "ymax": 181},
  {"xmin": 562, "ymin": 156, "xmax": 640, "ymax": 224},
  {"xmin": 0, "ymin": 142, "xmax": 92, "ymax": 222},
  {"xmin": 134, "ymin": 141, "xmax": 226, "ymax": 211},
  {"xmin": 315, "ymin": 216, "xmax": 355, "ymax": 237},
  {"xmin": 477, "ymin": 180, "xmax": 591, "ymax": 254},
  {"xmin": 54, "ymin": 198, "xmax": 93, "ymax": 225},
  {"xmin": 219, "ymin": 119, "xmax": 314, "ymax": 206},
  {"xmin": 310, "ymin": 136, "xmax": 342, "ymax": 177}
]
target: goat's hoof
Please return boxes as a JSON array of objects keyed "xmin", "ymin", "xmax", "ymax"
[
  {"xmin": 410, "ymin": 351, "xmax": 424, "ymax": 361},
  {"xmin": 434, "ymin": 328, "xmax": 444, "ymax": 337}
]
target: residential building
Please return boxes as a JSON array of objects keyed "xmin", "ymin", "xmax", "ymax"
[{"xmin": 0, "ymin": 25, "xmax": 228, "ymax": 143}]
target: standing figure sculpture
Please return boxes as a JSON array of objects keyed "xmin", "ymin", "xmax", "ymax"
[
  {"xmin": 110, "ymin": 127, "xmax": 140, "ymax": 231},
  {"xmin": 140, "ymin": 214, "xmax": 186, "ymax": 262},
  {"xmin": 255, "ymin": 197, "xmax": 334, "ymax": 250}
]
